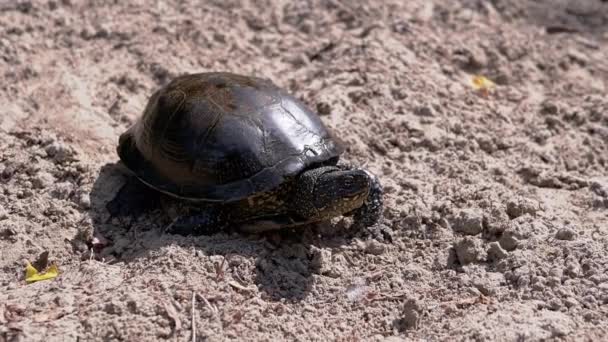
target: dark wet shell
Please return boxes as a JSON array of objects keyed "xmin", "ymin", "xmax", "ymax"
[{"xmin": 118, "ymin": 72, "xmax": 343, "ymax": 202}]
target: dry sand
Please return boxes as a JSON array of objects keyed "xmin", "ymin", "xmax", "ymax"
[{"xmin": 1, "ymin": 0, "xmax": 608, "ymax": 341}]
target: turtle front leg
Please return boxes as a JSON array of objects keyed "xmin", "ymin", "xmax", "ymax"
[
  {"xmin": 337, "ymin": 163, "xmax": 384, "ymax": 228},
  {"xmin": 164, "ymin": 203, "xmax": 230, "ymax": 236}
]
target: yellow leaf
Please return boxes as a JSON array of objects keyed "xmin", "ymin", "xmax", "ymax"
[
  {"xmin": 25, "ymin": 262, "xmax": 38, "ymax": 279},
  {"xmin": 25, "ymin": 262, "xmax": 59, "ymax": 283},
  {"xmin": 471, "ymin": 75, "xmax": 495, "ymax": 91}
]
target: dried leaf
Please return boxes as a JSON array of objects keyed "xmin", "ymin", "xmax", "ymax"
[
  {"xmin": 25, "ymin": 262, "xmax": 59, "ymax": 283},
  {"xmin": 471, "ymin": 75, "xmax": 495, "ymax": 96}
]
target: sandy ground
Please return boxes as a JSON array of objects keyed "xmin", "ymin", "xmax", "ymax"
[{"xmin": 1, "ymin": 0, "xmax": 608, "ymax": 341}]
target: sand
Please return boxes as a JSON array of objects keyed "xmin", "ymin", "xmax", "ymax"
[{"xmin": 1, "ymin": 0, "xmax": 607, "ymax": 341}]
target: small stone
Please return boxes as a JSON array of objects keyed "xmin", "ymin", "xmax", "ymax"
[
  {"xmin": 499, "ymin": 231, "xmax": 519, "ymax": 251},
  {"xmin": 104, "ymin": 301, "xmax": 122, "ymax": 315},
  {"xmin": 477, "ymin": 135, "xmax": 497, "ymax": 154},
  {"xmin": 76, "ymin": 192, "xmax": 91, "ymax": 209},
  {"xmin": 483, "ymin": 207, "xmax": 509, "ymax": 235},
  {"xmin": 506, "ymin": 198, "xmax": 538, "ymax": 219},
  {"xmin": 590, "ymin": 180, "xmax": 608, "ymax": 197},
  {"xmin": 555, "ymin": 227, "xmax": 576, "ymax": 241},
  {"xmin": 0, "ymin": 206, "xmax": 8, "ymax": 220},
  {"xmin": 402, "ymin": 263, "xmax": 430, "ymax": 281},
  {"xmin": 414, "ymin": 104, "xmax": 435, "ymax": 117},
  {"xmin": 53, "ymin": 294, "xmax": 74, "ymax": 308},
  {"xmin": 506, "ymin": 197, "xmax": 540, "ymax": 219},
  {"xmin": 310, "ymin": 246, "xmax": 332, "ymax": 275},
  {"xmin": 2, "ymin": 164, "xmax": 17, "ymax": 178},
  {"xmin": 487, "ymin": 242, "xmax": 508, "ymax": 261},
  {"xmin": 365, "ymin": 239, "xmax": 385, "ymax": 255},
  {"xmin": 467, "ymin": 47, "xmax": 487, "ymax": 69},
  {"xmin": 472, "ymin": 272, "xmax": 504, "ymax": 296},
  {"xmin": 453, "ymin": 46, "xmax": 487, "ymax": 70},
  {"xmin": 51, "ymin": 182, "xmax": 74, "ymax": 200},
  {"xmin": 126, "ymin": 299, "xmax": 138, "ymax": 314},
  {"xmin": 72, "ymin": 239, "xmax": 88, "ymax": 253},
  {"xmin": 45, "ymin": 142, "xmax": 74, "ymax": 163},
  {"xmin": 584, "ymin": 311, "xmax": 599, "ymax": 322},
  {"xmin": 213, "ymin": 32, "xmax": 226, "ymax": 43},
  {"xmin": 454, "ymin": 237, "xmax": 486, "ymax": 265},
  {"xmin": 567, "ymin": 48, "xmax": 589, "ymax": 66},
  {"xmin": 451, "ymin": 209, "xmax": 483, "ymax": 235},
  {"xmin": 31, "ymin": 171, "xmax": 55, "ymax": 189},
  {"xmin": 398, "ymin": 298, "xmax": 424, "ymax": 331},
  {"xmin": 546, "ymin": 321, "xmax": 570, "ymax": 337},
  {"xmin": 541, "ymin": 100, "xmax": 559, "ymax": 115},
  {"xmin": 563, "ymin": 297, "xmax": 578, "ymax": 308},
  {"xmin": 0, "ymin": 227, "xmax": 17, "ymax": 240},
  {"xmin": 316, "ymin": 102, "xmax": 331, "ymax": 116}
]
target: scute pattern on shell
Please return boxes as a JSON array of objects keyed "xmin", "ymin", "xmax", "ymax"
[{"xmin": 117, "ymin": 72, "xmax": 343, "ymax": 202}]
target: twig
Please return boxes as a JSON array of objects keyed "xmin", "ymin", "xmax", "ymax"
[
  {"xmin": 164, "ymin": 217, "xmax": 180, "ymax": 232},
  {"xmin": 162, "ymin": 301, "xmax": 181, "ymax": 338},
  {"xmin": 228, "ymin": 281, "xmax": 254, "ymax": 292},
  {"xmin": 215, "ymin": 257, "xmax": 226, "ymax": 281},
  {"xmin": 191, "ymin": 291, "xmax": 196, "ymax": 342},
  {"xmin": 198, "ymin": 294, "xmax": 217, "ymax": 315}
]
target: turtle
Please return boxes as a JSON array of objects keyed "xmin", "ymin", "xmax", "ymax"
[{"xmin": 113, "ymin": 72, "xmax": 382, "ymax": 235}]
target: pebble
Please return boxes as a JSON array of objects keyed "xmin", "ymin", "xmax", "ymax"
[
  {"xmin": 540, "ymin": 100, "xmax": 559, "ymax": 115},
  {"xmin": 590, "ymin": 180, "xmax": 608, "ymax": 197},
  {"xmin": 0, "ymin": 206, "xmax": 8, "ymax": 220},
  {"xmin": 451, "ymin": 209, "xmax": 483, "ymax": 235},
  {"xmin": 472, "ymin": 272, "xmax": 504, "ymax": 296},
  {"xmin": 499, "ymin": 231, "xmax": 519, "ymax": 251},
  {"xmin": 31, "ymin": 171, "xmax": 55, "ymax": 189},
  {"xmin": 125, "ymin": 296, "xmax": 139, "ymax": 314},
  {"xmin": 51, "ymin": 182, "xmax": 74, "ymax": 200},
  {"xmin": 2, "ymin": 164, "xmax": 17, "ymax": 178},
  {"xmin": 483, "ymin": 207, "xmax": 509, "ymax": 235},
  {"xmin": 75, "ymin": 192, "xmax": 91, "ymax": 209},
  {"xmin": 45, "ymin": 142, "xmax": 73, "ymax": 163},
  {"xmin": 104, "ymin": 301, "xmax": 123, "ymax": 315},
  {"xmin": 316, "ymin": 102, "xmax": 331, "ymax": 116},
  {"xmin": 487, "ymin": 242, "xmax": 508, "ymax": 261},
  {"xmin": 555, "ymin": 227, "xmax": 576, "ymax": 241},
  {"xmin": 365, "ymin": 239, "xmax": 386, "ymax": 255},
  {"xmin": 563, "ymin": 297, "xmax": 578, "ymax": 308},
  {"xmin": 398, "ymin": 298, "xmax": 424, "ymax": 330},
  {"xmin": 454, "ymin": 237, "xmax": 486, "ymax": 265},
  {"xmin": 310, "ymin": 246, "xmax": 332, "ymax": 275},
  {"xmin": 414, "ymin": 104, "xmax": 436, "ymax": 117},
  {"xmin": 506, "ymin": 197, "xmax": 540, "ymax": 219}
]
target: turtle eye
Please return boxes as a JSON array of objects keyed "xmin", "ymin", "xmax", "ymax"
[{"xmin": 343, "ymin": 175, "xmax": 354, "ymax": 187}]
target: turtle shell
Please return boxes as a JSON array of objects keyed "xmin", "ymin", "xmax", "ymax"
[{"xmin": 117, "ymin": 72, "xmax": 343, "ymax": 202}]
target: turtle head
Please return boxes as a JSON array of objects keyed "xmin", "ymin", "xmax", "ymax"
[{"xmin": 293, "ymin": 166, "xmax": 372, "ymax": 223}]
